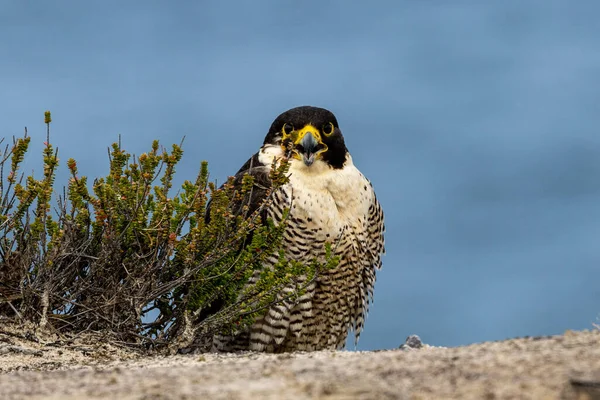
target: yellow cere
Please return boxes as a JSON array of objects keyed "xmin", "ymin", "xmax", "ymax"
[
  {"xmin": 281, "ymin": 124, "xmax": 328, "ymax": 160},
  {"xmin": 294, "ymin": 124, "xmax": 322, "ymax": 144}
]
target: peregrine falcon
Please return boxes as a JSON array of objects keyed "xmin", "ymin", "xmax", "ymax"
[{"xmin": 213, "ymin": 106, "xmax": 385, "ymax": 352}]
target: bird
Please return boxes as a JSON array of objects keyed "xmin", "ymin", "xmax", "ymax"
[{"xmin": 212, "ymin": 106, "xmax": 385, "ymax": 352}]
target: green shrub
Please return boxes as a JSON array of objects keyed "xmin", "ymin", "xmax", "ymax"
[{"xmin": 0, "ymin": 112, "xmax": 336, "ymax": 351}]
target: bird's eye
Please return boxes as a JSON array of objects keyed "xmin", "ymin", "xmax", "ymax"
[
  {"xmin": 322, "ymin": 122, "xmax": 334, "ymax": 136},
  {"xmin": 282, "ymin": 123, "xmax": 294, "ymax": 135}
]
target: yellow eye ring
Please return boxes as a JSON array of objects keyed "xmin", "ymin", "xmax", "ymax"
[
  {"xmin": 322, "ymin": 122, "xmax": 334, "ymax": 136},
  {"xmin": 282, "ymin": 123, "xmax": 294, "ymax": 135}
]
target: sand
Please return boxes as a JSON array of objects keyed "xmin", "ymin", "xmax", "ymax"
[{"xmin": 0, "ymin": 322, "xmax": 599, "ymax": 400}]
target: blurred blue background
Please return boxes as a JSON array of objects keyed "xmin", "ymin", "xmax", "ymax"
[{"xmin": 2, "ymin": 1, "xmax": 599, "ymax": 350}]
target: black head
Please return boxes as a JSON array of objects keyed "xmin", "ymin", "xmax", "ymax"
[{"xmin": 263, "ymin": 106, "xmax": 348, "ymax": 169}]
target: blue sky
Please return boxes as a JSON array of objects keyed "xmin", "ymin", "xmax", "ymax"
[{"xmin": 2, "ymin": 1, "xmax": 599, "ymax": 350}]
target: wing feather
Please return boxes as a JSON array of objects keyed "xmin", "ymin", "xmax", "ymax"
[{"xmin": 353, "ymin": 183, "xmax": 385, "ymax": 343}]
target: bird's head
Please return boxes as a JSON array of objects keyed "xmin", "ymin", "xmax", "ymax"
[{"xmin": 263, "ymin": 106, "xmax": 348, "ymax": 169}]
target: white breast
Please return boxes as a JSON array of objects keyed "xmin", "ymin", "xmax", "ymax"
[{"xmin": 259, "ymin": 145, "xmax": 373, "ymax": 240}]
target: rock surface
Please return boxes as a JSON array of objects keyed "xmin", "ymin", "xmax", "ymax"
[{"xmin": 0, "ymin": 324, "xmax": 599, "ymax": 399}]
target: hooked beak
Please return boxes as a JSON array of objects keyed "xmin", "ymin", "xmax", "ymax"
[
  {"xmin": 294, "ymin": 127, "xmax": 326, "ymax": 167},
  {"xmin": 298, "ymin": 132, "xmax": 319, "ymax": 166}
]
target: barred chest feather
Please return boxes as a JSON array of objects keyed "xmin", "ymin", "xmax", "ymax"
[
  {"xmin": 284, "ymin": 155, "xmax": 372, "ymax": 245},
  {"xmin": 260, "ymin": 145, "xmax": 374, "ymax": 264}
]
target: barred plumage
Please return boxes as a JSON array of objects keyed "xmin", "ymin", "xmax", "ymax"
[{"xmin": 213, "ymin": 106, "xmax": 385, "ymax": 352}]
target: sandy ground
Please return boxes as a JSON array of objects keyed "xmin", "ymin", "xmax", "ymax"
[{"xmin": 0, "ymin": 323, "xmax": 599, "ymax": 400}]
